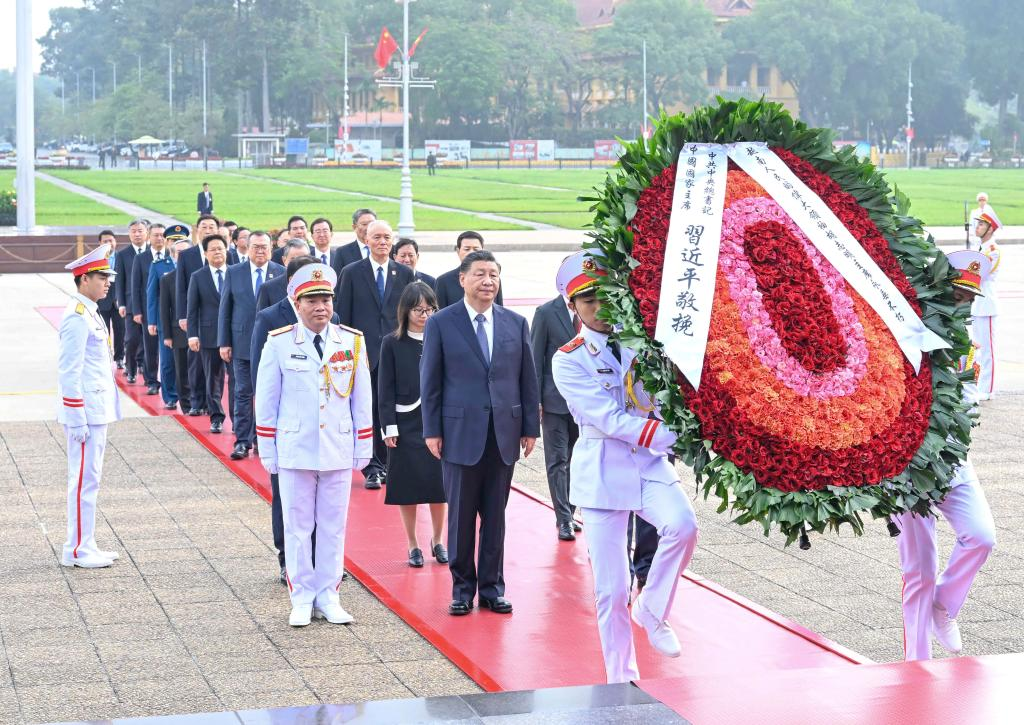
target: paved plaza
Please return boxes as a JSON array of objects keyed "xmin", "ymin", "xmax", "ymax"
[{"xmin": 0, "ymin": 248, "xmax": 1021, "ymax": 723}]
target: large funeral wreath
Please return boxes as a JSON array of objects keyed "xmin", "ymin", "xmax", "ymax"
[{"xmin": 583, "ymin": 99, "xmax": 976, "ymax": 544}]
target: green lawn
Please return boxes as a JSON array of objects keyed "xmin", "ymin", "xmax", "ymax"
[
  {"xmin": 880, "ymin": 169, "xmax": 1024, "ymax": 226},
  {"xmin": 0, "ymin": 171, "xmax": 132, "ymax": 227},
  {"xmin": 44, "ymin": 170, "xmax": 526, "ymax": 231}
]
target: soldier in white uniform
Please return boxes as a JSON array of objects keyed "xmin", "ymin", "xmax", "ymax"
[
  {"xmin": 893, "ymin": 249, "xmax": 996, "ymax": 661},
  {"xmin": 58, "ymin": 244, "xmax": 123, "ymax": 568},
  {"xmin": 254, "ymin": 263, "xmax": 373, "ymax": 627},
  {"xmin": 968, "ymin": 211, "xmax": 1001, "ymax": 400},
  {"xmin": 551, "ymin": 251, "xmax": 698, "ymax": 683}
]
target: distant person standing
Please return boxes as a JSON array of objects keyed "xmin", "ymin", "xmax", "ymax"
[
  {"xmin": 158, "ymin": 227, "xmax": 193, "ymax": 414},
  {"xmin": 272, "ymin": 217, "xmax": 314, "ymax": 265},
  {"xmin": 187, "ymin": 234, "xmax": 233, "ymax": 434},
  {"xmin": 426, "ymin": 151, "xmax": 437, "ymax": 176},
  {"xmin": 969, "ymin": 192, "xmax": 994, "ymax": 238},
  {"xmin": 114, "ymin": 219, "xmax": 150, "ymax": 384},
  {"xmin": 310, "ymin": 217, "xmax": 334, "ymax": 267},
  {"xmin": 95, "ymin": 230, "xmax": 125, "ymax": 369},
  {"xmin": 379, "ymin": 282, "xmax": 447, "ymax": 568},
  {"xmin": 176, "ymin": 214, "xmax": 221, "ymax": 415},
  {"xmin": 393, "ymin": 238, "xmax": 435, "ymax": 287},
  {"xmin": 970, "ymin": 211, "xmax": 1002, "ymax": 400},
  {"xmin": 197, "ymin": 182, "xmax": 214, "ymax": 214},
  {"xmin": 331, "ymin": 208, "xmax": 376, "ymax": 278},
  {"xmin": 433, "ymin": 232, "xmax": 504, "ymax": 308},
  {"xmin": 420, "ymin": 249, "xmax": 540, "ymax": 616},
  {"xmin": 146, "ymin": 225, "xmax": 179, "ymax": 410},
  {"xmin": 130, "ymin": 223, "xmax": 166, "ymax": 395},
  {"xmin": 58, "ymin": 245, "xmax": 122, "ymax": 568}
]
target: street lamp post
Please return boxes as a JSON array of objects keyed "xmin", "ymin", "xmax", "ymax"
[
  {"xmin": 202, "ymin": 39, "xmax": 208, "ymax": 171},
  {"xmin": 111, "ymin": 60, "xmax": 117, "ymax": 94},
  {"xmin": 15, "ymin": 0, "xmax": 35, "ymax": 230}
]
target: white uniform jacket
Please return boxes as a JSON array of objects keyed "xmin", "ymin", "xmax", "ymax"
[
  {"xmin": 552, "ymin": 325, "xmax": 677, "ymax": 511},
  {"xmin": 254, "ymin": 322, "xmax": 373, "ymax": 471},
  {"xmin": 970, "ymin": 238, "xmax": 1000, "ymax": 317},
  {"xmin": 57, "ymin": 293, "xmax": 121, "ymax": 427}
]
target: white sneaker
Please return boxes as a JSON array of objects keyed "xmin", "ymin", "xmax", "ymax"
[
  {"xmin": 289, "ymin": 604, "xmax": 313, "ymax": 627},
  {"xmin": 631, "ymin": 594, "xmax": 681, "ymax": 658},
  {"xmin": 97, "ymin": 550, "xmax": 120, "ymax": 561},
  {"xmin": 61, "ymin": 552, "xmax": 113, "ymax": 569},
  {"xmin": 313, "ymin": 602, "xmax": 354, "ymax": 625},
  {"xmin": 931, "ymin": 603, "xmax": 962, "ymax": 653}
]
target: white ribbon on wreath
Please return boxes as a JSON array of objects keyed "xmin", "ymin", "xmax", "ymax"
[{"xmin": 655, "ymin": 142, "xmax": 949, "ymax": 390}]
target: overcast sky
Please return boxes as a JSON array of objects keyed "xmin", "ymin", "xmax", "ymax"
[{"xmin": 2, "ymin": 0, "xmax": 84, "ymax": 73}]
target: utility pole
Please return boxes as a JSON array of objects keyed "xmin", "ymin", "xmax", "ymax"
[
  {"xmin": 377, "ymin": 0, "xmax": 434, "ymax": 237},
  {"xmin": 905, "ymin": 62, "xmax": 913, "ymax": 170},
  {"xmin": 202, "ymin": 39, "xmax": 208, "ymax": 171},
  {"xmin": 137, "ymin": 54, "xmax": 142, "ymax": 84},
  {"xmin": 60, "ymin": 76, "xmax": 65, "ymax": 116},
  {"xmin": 111, "ymin": 60, "xmax": 117, "ymax": 94},
  {"xmin": 168, "ymin": 45, "xmax": 173, "ymax": 141},
  {"xmin": 642, "ymin": 39, "xmax": 648, "ymax": 139},
  {"xmin": 15, "ymin": 0, "xmax": 35, "ymax": 230},
  {"xmin": 89, "ymin": 67, "xmax": 96, "ymax": 104},
  {"xmin": 342, "ymin": 35, "xmax": 350, "ymax": 159}
]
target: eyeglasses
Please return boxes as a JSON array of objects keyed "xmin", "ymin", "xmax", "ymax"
[{"xmin": 411, "ymin": 307, "xmax": 436, "ymax": 316}]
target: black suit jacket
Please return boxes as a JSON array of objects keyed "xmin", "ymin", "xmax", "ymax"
[
  {"xmin": 175, "ymin": 245, "xmax": 205, "ymax": 323},
  {"xmin": 256, "ymin": 274, "xmax": 287, "ymax": 311},
  {"xmin": 114, "ymin": 244, "xmax": 146, "ymax": 311},
  {"xmin": 197, "ymin": 190, "xmax": 213, "ymax": 214},
  {"xmin": 187, "ymin": 266, "xmax": 226, "ymax": 348},
  {"xmin": 250, "ymin": 299, "xmax": 339, "ymax": 388},
  {"xmin": 434, "ymin": 266, "xmax": 503, "ymax": 309},
  {"xmin": 217, "ymin": 261, "xmax": 285, "ymax": 358},
  {"xmin": 271, "ymin": 242, "xmax": 314, "ymax": 266},
  {"xmin": 331, "ymin": 240, "xmax": 365, "ymax": 276},
  {"xmin": 415, "ymin": 270, "xmax": 437, "ymax": 288},
  {"xmin": 158, "ymin": 271, "xmax": 188, "ymax": 348},
  {"xmin": 129, "ymin": 248, "xmax": 154, "ymax": 318},
  {"xmin": 335, "ymin": 258, "xmax": 415, "ymax": 370},
  {"xmin": 98, "ymin": 275, "xmax": 117, "ymax": 312},
  {"xmin": 420, "ymin": 303, "xmax": 540, "ymax": 466},
  {"xmin": 531, "ymin": 296, "xmax": 576, "ymax": 415}
]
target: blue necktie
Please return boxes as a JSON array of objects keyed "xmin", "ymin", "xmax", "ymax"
[
  {"xmin": 321, "ymin": 253, "xmax": 328, "ymax": 265},
  {"xmin": 475, "ymin": 313, "xmax": 490, "ymax": 367},
  {"xmin": 376, "ymin": 266, "xmax": 385, "ymax": 302},
  {"xmin": 216, "ymin": 269, "xmax": 222, "ymax": 293},
  {"xmin": 254, "ymin": 267, "xmax": 263, "ymax": 299}
]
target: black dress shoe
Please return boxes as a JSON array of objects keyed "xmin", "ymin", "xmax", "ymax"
[
  {"xmin": 408, "ymin": 548, "xmax": 424, "ymax": 567},
  {"xmin": 479, "ymin": 596, "xmax": 513, "ymax": 614},
  {"xmin": 115, "ymin": 360, "xmax": 124, "ymax": 370},
  {"xmin": 126, "ymin": 374, "xmax": 136, "ymax": 384},
  {"xmin": 210, "ymin": 421, "xmax": 223, "ymax": 434},
  {"xmin": 449, "ymin": 599, "xmax": 473, "ymax": 616},
  {"xmin": 364, "ymin": 473, "xmax": 382, "ymax": 490},
  {"xmin": 572, "ymin": 520, "xmax": 583, "ymax": 532},
  {"xmin": 163, "ymin": 401, "xmax": 177, "ymax": 410},
  {"xmin": 230, "ymin": 443, "xmax": 249, "ymax": 460},
  {"xmin": 199, "ymin": 408, "xmax": 209, "ymax": 415},
  {"xmin": 279, "ymin": 566, "xmax": 287, "ymax": 585},
  {"xmin": 146, "ymin": 384, "xmax": 159, "ymax": 395},
  {"xmin": 432, "ymin": 543, "xmax": 449, "ymax": 564},
  {"xmin": 558, "ymin": 522, "xmax": 576, "ymax": 541},
  {"xmin": 187, "ymin": 407, "xmax": 201, "ymax": 416}
]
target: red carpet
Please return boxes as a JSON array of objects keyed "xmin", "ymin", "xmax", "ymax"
[
  {"xmin": 638, "ymin": 653, "xmax": 1024, "ymax": 724},
  {"xmin": 39, "ymin": 304, "xmax": 866, "ymax": 692}
]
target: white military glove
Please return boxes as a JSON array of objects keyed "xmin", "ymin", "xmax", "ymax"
[
  {"xmin": 68, "ymin": 425, "xmax": 90, "ymax": 443},
  {"xmin": 354, "ymin": 458, "xmax": 370, "ymax": 471},
  {"xmin": 260, "ymin": 458, "xmax": 279, "ymax": 475}
]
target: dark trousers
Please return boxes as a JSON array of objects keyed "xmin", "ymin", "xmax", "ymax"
[
  {"xmin": 232, "ymin": 357, "xmax": 254, "ymax": 446},
  {"xmin": 541, "ymin": 410, "xmax": 579, "ymax": 526},
  {"xmin": 141, "ymin": 322, "xmax": 159, "ymax": 385},
  {"xmin": 200, "ymin": 347, "xmax": 230, "ymax": 425},
  {"xmin": 629, "ymin": 514, "xmax": 660, "ymax": 583},
  {"xmin": 362, "ymin": 366, "xmax": 387, "ymax": 478},
  {"xmin": 155, "ymin": 321, "xmax": 178, "ymax": 405},
  {"xmin": 99, "ymin": 308, "xmax": 125, "ymax": 362},
  {"xmin": 187, "ymin": 348, "xmax": 207, "ymax": 410},
  {"xmin": 170, "ymin": 345, "xmax": 190, "ymax": 412},
  {"xmin": 124, "ymin": 316, "xmax": 145, "ymax": 377},
  {"xmin": 442, "ymin": 422, "xmax": 515, "ymax": 602},
  {"xmin": 271, "ymin": 472, "xmax": 313, "ymax": 568}
]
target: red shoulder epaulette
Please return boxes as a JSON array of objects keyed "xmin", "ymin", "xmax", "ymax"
[{"xmin": 559, "ymin": 336, "xmax": 585, "ymax": 353}]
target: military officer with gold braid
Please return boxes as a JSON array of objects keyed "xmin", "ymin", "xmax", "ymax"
[{"xmin": 255, "ymin": 263, "xmax": 373, "ymax": 627}]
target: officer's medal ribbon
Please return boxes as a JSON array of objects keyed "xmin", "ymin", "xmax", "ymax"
[{"xmin": 321, "ymin": 335, "xmax": 361, "ymax": 399}]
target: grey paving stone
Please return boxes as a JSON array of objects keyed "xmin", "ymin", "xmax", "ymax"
[{"xmin": 113, "ymin": 675, "xmax": 222, "ymax": 716}]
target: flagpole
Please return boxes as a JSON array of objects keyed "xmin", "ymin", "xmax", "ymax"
[
  {"xmin": 343, "ymin": 35, "xmax": 350, "ymax": 153},
  {"xmin": 15, "ymin": 0, "xmax": 35, "ymax": 231},
  {"xmin": 398, "ymin": 0, "xmax": 414, "ymax": 237}
]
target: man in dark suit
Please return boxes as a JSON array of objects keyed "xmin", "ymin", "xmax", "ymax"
[
  {"xmin": 197, "ymin": 182, "xmax": 213, "ymax": 214},
  {"xmin": 187, "ymin": 234, "xmax": 233, "ymax": 434},
  {"xmin": 114, "ymin": 219, "xmax": 150, "ymax": 384},
  {"xmin": 421, "ymin": 249, "xmax": 540, "ymax": 616},
  {"xmin": 158, "ymin": 236, "xmax": 192, "ymax": 413},
  {"xmin": 310, "ymin": 217, "xmax": 334, "ymax": 268},
  {"xmin": 330, "ymin": 208, "xmax": 376, "ymax": 279},
  {"xmin": 130, "ymin": 223, "xmax": 166, "ymax": 394},
  {"xmin": 393, "ymin": 238, "xmax": 436, "ymax": 288},
  {"xmin": 271, "ymin": 216, "xmax": 314, "ymax": 265},
  {"xmin": 176, "ymin": 215, "xmax": 220, "ymax": 415},
  {"xmin": 531, "ymin": 294, "xmax": 582, "ymax": 542},
  {"xmin": 334, "ymin": 219, "xmax": 415, "ymax": 489},
  {"xmin": 217, "ymin": 231, "xmax": 284, "ymax": 459},
  {"xmin": 95, "ymin": 230, "xmax": 125, "ymax": 368},
  {"xmin": 257, "ymin": 239, "xmax": 315, "ymax": 311},
  {"xmin": 433, "ymin": 231, "xmax": 504, "ymax": 308},
  {"xmin": 251, "ymin": 255, "xmax": 336, "ymax": 584}
]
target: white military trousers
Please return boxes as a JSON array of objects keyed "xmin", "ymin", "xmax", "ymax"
[
  {"xmin": 278, "ymin": 468, "xmax": 352, "ymax": 608},
  {"xmin": 894, "ymin": 462, "xmax": 996, "ymax": 661},
  {"xmin": 63, "ymin": 424, "xmax": 109, "ymax": 561},
  {"xmin": 971, "ymin": 316, "xmax": 997, "ymax": 398},
  {"xmin": 581, "ymin": 479, "xmax": 698, "ymax": 683}
]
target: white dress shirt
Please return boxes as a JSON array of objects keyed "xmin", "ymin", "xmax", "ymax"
[
  {"xmin": 209, "ymin": 264, "xmax": 227, "ymax": 292},
  {"xmin": 370, "ymin": 258, "xmax": 388, "ymax": 296},
  {"xmin": 464, "ymin": 298, "xmax": 493, "ymax": 358}
]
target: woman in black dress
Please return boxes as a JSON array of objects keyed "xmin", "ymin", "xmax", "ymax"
[{"xmin": 379, "ymin": 281, "xmax": 448, "ymax": 567}]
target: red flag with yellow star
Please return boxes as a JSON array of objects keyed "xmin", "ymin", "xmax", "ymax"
[
  {"xmin": 409, "ymin": 28, "xmax": 428, "ymax": 58},
  {"xmin": 374, "ymin": 27, "xmax": 399, "ymax": 69}
]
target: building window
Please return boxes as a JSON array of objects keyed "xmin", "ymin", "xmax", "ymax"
[
  {"xmin": 727, "ymin": 57, "xmax": 753, "ymax": 88},
  {"xmin": 757, "ymin": 65, "xmax": 771, "ymax": 89}
]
